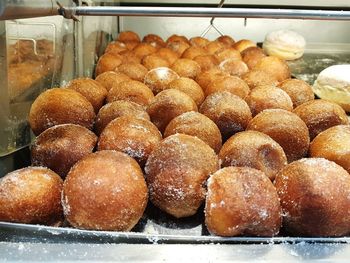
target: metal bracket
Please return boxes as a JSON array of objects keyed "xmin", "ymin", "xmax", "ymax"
[
  {"xmin": 57, "ymin": 1, "xmax": 79, "ymax": 21},
  {"xmin": 201, "ymin": 0, "xmax": 225, "ymax": 37}
]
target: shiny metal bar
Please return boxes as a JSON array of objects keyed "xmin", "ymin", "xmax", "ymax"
[{"xmin": 68, "ymin": 6, "xmax": 350, "ymax": 21}]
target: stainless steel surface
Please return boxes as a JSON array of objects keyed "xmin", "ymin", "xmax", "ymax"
[{"xmin": 70, "ymin": 6, "xmax": 350, "ymax": 20}]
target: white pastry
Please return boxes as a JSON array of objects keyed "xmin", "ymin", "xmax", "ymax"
[
  {"xmin": 263, "ymin": 30, "xmax": 306, "ymax": 60},
  {"xmin": 313, "ymin": 64, "xmax": 350, "ymax": 112}
]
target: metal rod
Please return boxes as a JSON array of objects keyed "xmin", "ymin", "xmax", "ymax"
[{"xmin": 67, "ymin": 6, "xmax": 350, "ymax": 21}]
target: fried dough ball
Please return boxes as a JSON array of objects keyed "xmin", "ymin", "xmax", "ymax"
[
  {"xmin": 167, "ymin": 77, "xmax": 205, "ymax": 106},
  {"xmin": 31, "ymin": 124, "xmax": 97, "ymax": 178},
  {"xmin": 164, "ymin": 111, "xmax": 222, "ymax": 153},
  {"xmin": 0, "ymin": 167, "xmax": 63, "ymax": 225},
  {"xmin": 95, "ymin": 101, "xmax": 150, "ymax": 135},
  {"xmin": 205, "ymin": 167, "xmax": 281, "ymax": 237},
  {"xmin": 200, "ymin": 91, "xmax": 252, "ymax": 141},
  {"xmin": 166, "ymin": 40, "xmax": 191, "ymax": 56},
  {"xmin": 133, "ymin": 43, "xmax": 158, "ymax": 59},
  {"xmin": 29, "ymin": 88, "xmax": 95, "ymax": 135},
  {"xmin": 95, "ymin": 71, "xmax": 131, "ymax": 92},
  {"xmin": 246, "ymin": 86, "xmax": 293, "ymax": 116},
  {"xmin": 293, "ymin": 100, "xmax": 349, "ymax": 140},
  {"xmin": 147, "ymin": 89, "xmax": 197, "ymax": 133},
  {"xmin": 142, "ymin": 54, "xmax": 169, "ymax": 70},
  {"xmin": 195, "ymin": 68, "xmax": 229, "ymax": 93},
  {"xmin": 190, "ymin": 36, "xmax": 210, "ymax": 47},
  {"xmin": 144, "ymin": 67, "xmax": 179, "ymax": 94},
  {"xmin": 275, "ymin": 158, "xmax": 350, "ymax": 237},
  {"xmin": 193, "ymin": 54, "xmax": 220, "ymax": 72},
  {"xmin": 123, "ymin": 41, "xmax": 139, "ymax": 51},
  {"xmin": 310, "ymin": 125, "xmax": 350, "ymax": 174},
  {"xmin": 170, "ymin": 58, "xmax": 201, "ymax": 79},
  {"xmin": 205, "ymin": 75, "xmax": 250, "ymax": 99},
  {"xmin": 166, "ymin": 34, "xmax": 189, "ymax": 44},
  {"xmin": 116, "ymin": 62, "xmax": 148, "ymax": 82},
  {"xmin": 145, "ymin": 134, "xmax": 219, "ymax": 218},
  {"xmin": 142, "ymin": 33, "xmax": 165, "ymax": 48},
  {"xmin": 66, "ymin": 78, "xmax": 107, "ymax": 113},
  {"xmin": 215, "ymin": 48, "xmax": 242, "ymax": 62},
  {"xmin": 232, "ymin": 39, "xmax": 257, "ymax": 52},
  {"xmin": 95, "ymin": 53, "xmax": 123, "ymax": 76},
  {"xmin": 219, "ymin": 59, "xmax": 249, "ymax": 77},
  {"xmin": 156, "ymin": 48, "xmax": 179, "ymax": 65},
  {"xmin": 279, "ymin": 79, "xmax": 314, "ymax": 107},
  {"xmin": 253, "ymin": 56, "xmax": 291, "ymax": 82},
  {"xmin": 107, "ymin": 80, "xmax": 154, "ymax": 107},
  {"xmin": 119, "ymin": 50, "xmax": 142, "ymax": 64},
  {"xmin": 98, "ymin": 116, "xmax": 161, "ymax": 166},
  {"xmin": 117, "ymin": 30, "xmax": 141, "ymax": 43},
  {"xmin": 62, "ymin": 150, "xmax": 148, "ymax": 231},
  {"xmin": 241, "ymin": 47, "xmax": 266, "ymax": 69},
  {"xmin": 242, "ymin": 70, "xmax": 279, "ymax": 90},
  {"xmin": 104, "ymin": 41, "xmax": 127, "ymax": 56},
  {"xmin": 181, "ymin": 46, "xmax": 207, "ymax": 60},
  {"xmin": 216, "ymin": 35, "xmax": 235, "ymax": 47},
  {"xmin": 205, "ymin": 41, "xmax": 225, "ymax": 55},
  {"xmin": 247, "ymin": 109, "xmax": 309, "ymax": 162},
  {"xmin": 219, "ymin": 131, "xmax": 287, "ymax": 180}
]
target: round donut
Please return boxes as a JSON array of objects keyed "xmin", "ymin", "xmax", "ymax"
[
  {"xmin": 275, "ymin": 158, "xmax": 350, "ymax": 237},
  {"xmin": 0, "ymin": 167, "xmax": 63, "ymax": 226},
  {"xmin": 253, "ymin": 56, "xmax": 291, "ymax": 82},
  {"xmin": 219, "ymin": 59, "xmax": 249, "ymax": 77},
  {"xmin": 241, "ymin": 47, "xmax": 266, "ymax": 69},
  {"xmin": 29, "ymin": 88, "xmax": 95, "ymax": 135},
  {"xmin": 293, "ymin": 99, "xmax": 349, "ymax": 140},
  {"xmin": 167, "ymin": 77, "xmax": 205, "ymax": 106},
  {"xmin": 219, "ymin": 130, "xmax": 287, "ymax": 180},
  {"xmin": 119, "ymin": 50, "xmax": 142, "ymax": 64},
  {"xmin": 205, "ymin": 167, "xmax": 281, "ymax": 237},
  {"xmin": 104, "ymin": 41, "xmax": 127, "ymax": 56},
  {"xmin": 193, "ymin": 54, "xmax": 220, "ymax": 72},
  {"xmin": 147, "ymin": 89, "xmax": 198, "ymax": 133},
  {"xmin": 31, "ymin": 124, "xmax": 97, "ymax": 178},
  {"xmin": 142, "ymin": 34, "xmax": 165, "ymax": 49},
  {"xmin": 95, "ymin": 100, "xmax": 150, "ymax": 135},
  {"xmin": 156, "ymin": 47, "xmax": 179, "ymax": 65},
  {"xmin": 133, "ymin": 43, "xmax": 158, "ymax": 59},
  {"xmin": 145, "ymin": 134, "xmax": 219, "ymax": 218},
  {"xmin": 242, "ymin": 70, "xmax": 279, "ymax": 90},
  {"xmin": 278, "ymin": 79, "xmax": 314, "ymax": 107},
  {"xmin": 215, "ymin": 48, "xmax": 242, "ymax": 62},
  {"xmin": 95, "ymin": 53, "xmax": 123, "ymax": 76},
  {"xmin": 95, "ymin": 71, "xmax": 131, "ymax": 92},
  {"xmin": 189, "ymin": 36, "xmax": 210, "ymax": 47},
  {"xmin": 62, "ymin": 150, "xmax": 148, "ymax": 231},
  {"xmin": 116, "ymin": 62, "xmax": 148, "ymax": 82},
  {"xmin": 166, "ymin": 34, "xmax": 189, "ymax": 45},
  {"xmin": 166, "ymin": 40, "xmax": 190, "ymax": 56},
  {"xmin": 309, "ymin": 125, "xmax": 350, "ymax": 174},
  {"xmin": 195, "ymin": 68, "xmax": 229, "ymax": 93},
  {"xmin": 200, "ymin": 91, "xmax": 252, "ymax": 141},
  {"xmin": 247, "ymin": 109, "xmax": 309, "ymax": 162},
  {"xmin": 144, "ymin": 67, "xmax": 179, "ymax": 94},
  {"xmin": 216, "ymin": 35, "xmax": 235, "ymax": 47},
  {"xmin": 205, "ymin": 41, "xmax": 225, "ymax": 55},
  {"xmin": 204, "ymin": 75, "xmax": 250, "ymax": 99},
  {"xmin": 181, "ymin": 46, "xmax": 207, "ymax": 60},
  {"xmin": 142, "ymin": 54, "xmax": 169, "ymax": 70},
  {"xmin": 164, "ymin": 111, "xmax": 222, "ymax": 153},
  {"xmin": 170, "ymin": 58, "xmax": 201, "ymax": 79},
  {"xmin": 232, "ymin": 39, "xmax": 257, "ymax": 53},
  {"xmin": 117, "ymin": 31, "xmax": 141, "ymax": 43}
]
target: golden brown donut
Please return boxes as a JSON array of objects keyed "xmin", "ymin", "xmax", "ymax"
[
  {"xmin": 246, "ymin": 86, "xmax": 293, "ymax": 116},
  {"xmin": 253, "ymin": 56, "xmax": 291, "ymax": 82},
  {"xmin": 116, "ymin": 62, "xmax": 148, "ymax": 82},
  {"xmin": 215, "ymin": 48, "xmax": 242, "ymax": 62},
  {"xmin": 98, "ymin": 115, "xmax": 161, "ymax": 166},
  {"xmin": 62, "ymin": 150, "xmax": 148, "ymax": 231},
  {"xmin": 0, "ymin": 167, "xmax": 63, "ymax": 226},
  {"xmin": 232, "ymin": 39, "xmax": 257, "ymax": 53},
  {"xmin": 193, "ymin": 54, "xmax": 220, "ymax": 72},
  {"xmin": 31, "ymin": 124, "xmax": 97, "ymax": 178},
  {"xmin": 310, "ymin": 125, "xmax": 350, "ymax": 174},
  {"xmin": 241, "ymin": 47, "xmax": 266, "ymax": 69},
  {"xmin": 123, "ymin": 41, "xmax": 139, "ymax": 51},
  {"xmin": 145, "ymin": 134, "xmax": 219, "ymax": 218},
  {"xmin": 155, "ymin": 47, "xmax": 179, "ymax": 65},
  {"xmin": 200, "ymin": 91, "xmax": 252, "ymax": 141},
  {"xmin": 167, "ymin": 77, "xmax": 205, "ymax": 106},
  {"xmin": 189, "ymin": 36, "xmax": 210, "ymax": 47},
  {"xmin": 117, "ymin": 30, "xmax": 141, "ymax": 43},
  {"xmin": 293, "ymin": 99, "xmax": 349, "ymax": 140},
  {"xmin": 170, "ymin": 58, "xmax": 201, "ymax": 79},
  {"xmin": 66, "ymin": 78, "xmax": 107, "ymax": 113},
  {"xmin": 278, "ymin": 79, "xmax": 314, "ymax": 107},
  {"xmin": 95, "ymin": 53, "xmax": 123, "ymax": 76},
  {"xmin": 95, "ymin": 100, "xmax": 150, "ymax": 135},
  {"xmin": 107, "ymin": 79, "xmax": 154, "ymax": 107},
  {"xmin": 164, "ymin": 111, "xmax": 222, "ymax": 153},
  {"xmin": 219, "ymin": 130, "xmax": 287, "ymax": 180},
  {"xmin": 219, "ymin": 59, "xmax": 249, "ymax": 77},
  {"xmin": 142, "ymin": 54, "xmax": 169, "ymax": 70},
  {"xmin": 119, "ymin": 50, "xmax": 142, "ymax": 64},
  {"xmin": 95, "ymin": 71, "xmax": 131, "ymax": 92},
  {"xmin": 166, "ymin": 34, "xmax": 189, "ymax": 45},
  {"xmin": 205, "ymin": 41, "xmax": 225, "ymax": 55},
  {"xmin": 247, "ymin": 109, "xmax": 309, "ymax": 162},
  {"xmin": 144, "ymin": 67, "xmax": 179, "ymax": 94},
  {"xmin": 181, "ymin": 46, "xmax": 207, "ymax": 60},
  {"xmin": 142, "ymin": 33, "xmax": 165, "ymax": 48},
  {"xmin": 29, "ymin": 88, "xmax": 95, "ymax": 136},
  {"xmin": 216, "ymin": 35, "xmax": 235, "ymax": 47},
  {"xmin": 147, "ymin": 89, "xmax": 198, "ymax": 133},
  {"xmin": 132, "ymin": 43, "xmax": 158, "ymax": 59},
  {"xmin": 242, "ymin": 70, "xmax": 279, "ymax": 90},
  {"xmin": 195, "ymin": 68, "xmax": 229, "ymax": 93},
  {"xmin": 275, "ymin": 158, "xmax": 350, "ymax": 237},
  {"xmin": 166, "ymin": 40, "xmax": 190, "ymax": 57},
  {"xmin": 104, "ymin": 41, "xmax": 127, "ymax": 56},
  {"xmin": 205, "ymin": 75, "xmax": 250, "ymax": 99},
  {"xmin": 205, "ymin": 167, "xmax": 281, "ymax": 237}
]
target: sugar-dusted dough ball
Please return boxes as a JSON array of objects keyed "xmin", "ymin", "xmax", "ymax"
[
  {"xmin": 167, "ymin": 77, "xmax": 205, "ymax": 106},
  {"xmin": 116, "ymin": 62, "xmax": 148, "ymax": 82},
  {"xmin": 253, "ymin": 56, "xmax": 291, "ymax": 82},
  {"xmin": 278, "ymin": 78, "xmax": 314, "ymax": 107},
  {"xmin": 144, "ymin": 67, "xmax": 179, "ymax": 94},
  {"xmin": 95, "ymin": 71, "xmax": 131, "ymax": 91}
]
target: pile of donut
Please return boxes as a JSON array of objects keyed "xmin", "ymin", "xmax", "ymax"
[{"xmin": 1, "ymin": 30, "xmax": 350, "ymax": 238}]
